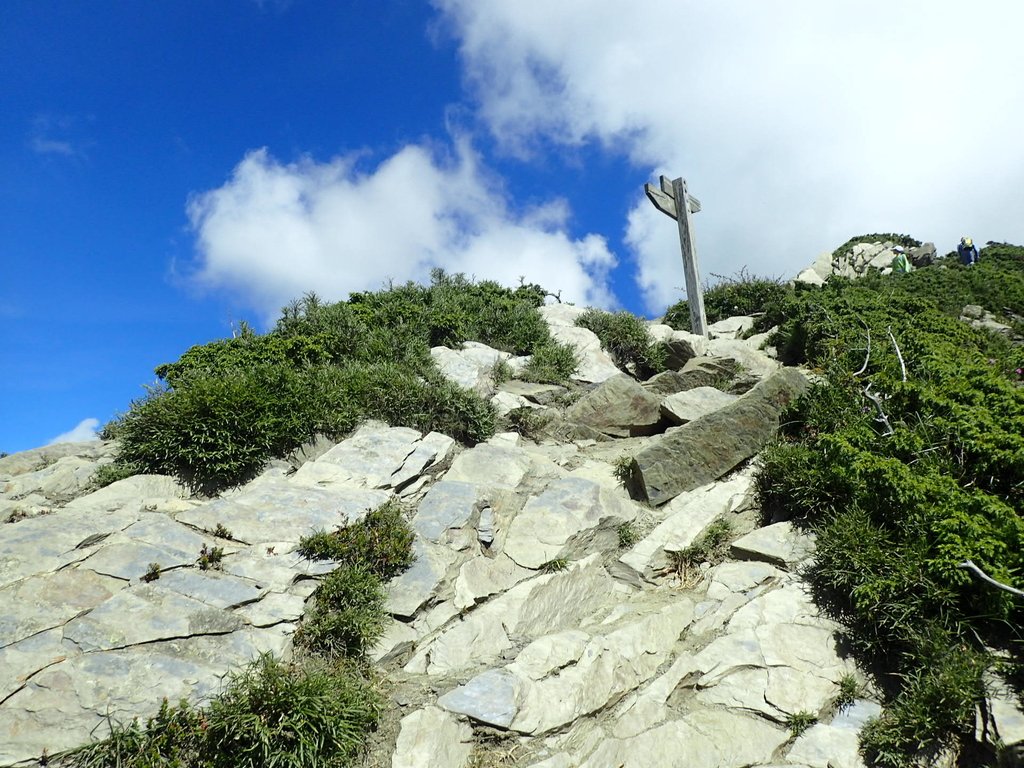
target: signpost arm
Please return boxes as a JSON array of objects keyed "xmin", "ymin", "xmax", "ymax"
[{"xmin": 671, "ymin": 177, "xmax": 708, "ymax": 336}]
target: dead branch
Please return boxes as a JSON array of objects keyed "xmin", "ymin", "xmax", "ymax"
[
  {"xmin": 863, "ymin": 383, "xmax": 894, "ymax": 436},
  {"xmin": 887, "ymin": 326, "xmax": 907, "ymax": 382},
  {"xmin": 958, "ymin": 560, "xmax": 1024, "ymax": 598},
  {"xmin": 854, "ymin": 322, "xmax": 871, "ymax": 376}
]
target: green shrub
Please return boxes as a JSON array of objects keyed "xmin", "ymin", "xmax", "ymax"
[
  {"xmin": 92, "ymin": 460, "xmax": 143, "ymax": 488},
  {"xmin": 664, "ymin": 269, "xmax": 789, "ymax": 332},
  {"xmin": 575, "ymin": 308, "xmax": 666, "ymax": 379},
  {"xmin": 295, "ymin": 566, "xmax": 387, "ymax": 659},
  {"xmin": 105, "ymin": 273, "xmax": 558, "ymax": 493},
  {"xmin": 754, "ymin": 244, "xmax": 1024, "ymax": 764},
  {"xmin": 297, "ymin": 500, "xmax": 415, "ymax": 581},
  {"xmin": 522, "ymin": 341, "xmax": 579, "ymax": 384}
]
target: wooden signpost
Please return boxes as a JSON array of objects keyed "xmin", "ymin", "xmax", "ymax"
[{"xmin": 644, "ymin": 175, "xmax": 708, "ymax": 337}]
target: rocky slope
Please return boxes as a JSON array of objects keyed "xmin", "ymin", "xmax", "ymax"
[{"xmin": 1, "ymin": 299, "xmax": 1016, "ymax": 767}]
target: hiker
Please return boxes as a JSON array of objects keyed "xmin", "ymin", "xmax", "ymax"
[
  {"xmin": 891, "ymin": 246, "xmax": 912, "ymax": 274},
  {"xmin": 958, "ymin": 236, "xmax": 979, "ymax": 266}
]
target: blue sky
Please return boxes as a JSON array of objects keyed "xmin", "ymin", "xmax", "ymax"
[{"xmin": 4, "ymin": 1, "xmax": 1024, "ymax": 454}]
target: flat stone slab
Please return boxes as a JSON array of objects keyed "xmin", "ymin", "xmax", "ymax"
[
  {"xmin": 176, "ymin": 481, "xmax": 390, "ymax": 545},
  {"xmin": 63, "ymin": 583, "xmax": 246, "ymax": 652},
  {"xmin": 454, "ymin": 554, "xmax": 532, "ymax": 611},
  {"xmin": 565, "ymin": 374, "xmax": 663, "ymax": 438},
  {"xmin": 660, "ymin": 386, "xmax": 738, "ymax": 425},
  {"xmin": 413, "ymin": 481, "xmax": 481, "ymax": 543},
  {"xmin": 437, "ymin": 668, "xmax": 522, "ymax": 729},
  {"xmin": 1, "ymin": 569, "xmax": 123, "ymax": 649},
  {"xmin": 63, "ymin": 474, "xmax": 187, "ymax": 512},
  {"xmin": 155, "ymin": 569, "xmax": 266, "ymax": 609},
  {"xmin": 443, "ymin": 442, "xmax": 532, "ymax": 489},
  {"xmin": 0, "ymin": 507, "xmax": 139, "ymax": 588},
  {"xmin": 0, "ymin": 628, "xmax": 291, "ymax": 765},
  {"xmin": 630, "ymin": 368, "xmax": 808, "ymax": 505},
  {"xmin": 387, "ymin": 539, "xmax": 460, "ymax": 619}
]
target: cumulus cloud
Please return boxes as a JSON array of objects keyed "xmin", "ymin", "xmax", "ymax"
[
  {"xmin": 435, "ymin": 0, "xmax": 1024, "ymax": 311},
  {"xmin": 188, "ymin": 142, "xmax": 617, "ymax": 320},
  {"xmin": 47, "ymin": 418, "xmax": 100, "ymax": 445}
]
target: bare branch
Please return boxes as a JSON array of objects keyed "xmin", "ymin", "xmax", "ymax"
[
  {"xmin": 863, "ymin": 383, "xmax": 894, "ymax": 436},
  {"xmin": 854, "ymin": 323, "xmax": 871, "ymax": 377},
  {"xmin": 958, "ymin": 560, "xmax": 1024, "ymax": 598},
  {"xmin": 887, "ymin": 326, "xmax": 907, "ymax": 382}
]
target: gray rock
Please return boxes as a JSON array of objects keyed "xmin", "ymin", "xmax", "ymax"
[
  {"xmin": 565, "ymin": 374, "xmax": 663, "ymax": 438},
  {"xmin": 64, "ymin": 474, "xmax": 187, "ymax": 512},
  {"xmin": 0, "ymin": 569, "xmax": 122, "ymax": 649},
  {"xmin": 662, "ymin": 331, "xmax": 708, "ymax": 370},
  {"xmin": 795, "ymin": 267, "xmax": 826, "ymax": 286},
  {"xmin": 642, "ymin": 356, "xmax": 738, "ymax": 396},
  {"xmin": 63, "ymin": 583, "xmax": 246, "ymax": 652},
  {"xmin": 413, "ymin": 481, "xmax": 481, "ymax": 543},
  {"xmin": 0, "ymin": 441, "xmax": 114, "ymax": 480},
  {"xmin": 405, "ymin": 555, "xmax": 614, "ymax": 676},
  {"xmin": 454, "ymin": 554, "xmax": 532, "ymax": 611},
  {"xmin": 705, "ymin": 338, "xmax": 781, "ymax": 380},
  {"xmin": 629, "ymin": 368, "xmax": 808, "ymax": 505},
  {"xmin": 506, "ymin": 600, "xmax": 695, "ymax": 735},
  {"xmin": 619, "ymin": 473, "xmax": 753, "ymax": 580},
  {"xmin": 660, "ymin": 386, "xmax": 738, "ymax": 425},
  {"xmin": 437, "ymin": 668, "xmax": 522, "ymax": 728},
  {"xmin": 730, "ymin": 521, "xmax": 816, "ymax": 569},
  {"xmin": 579, "ymin": 710, "xmax": 788, "ymax": 768},
  {"xmin": 504, "ymin": 477, "xmax": 639, "ymax": 569},
  {"xmin": 392, "ymin": 706, "xmax": 474, "ymax": 768},
  {"xmin": 387, "ymin": 539, "xmax": 460, "ymax": 619},
  {"xmin": 431, "ymin": 342, "xmax": 511, "ymax": 394},
  {"xmin": 1, "ymin": 456, "xmax": 101, "ymax": 501},
  {"xmin": 538, "ymin": 306, "xmax": 619, "ymax": 383},
  {"xmin": 293, "ymin": 423, "xmax": 451, "ymax": 491},
  {"xmin": 444, "ymin": 442, "xmax": 532, "ymax": 489},
  {"xmin": 154, "ymin": 569, "xmax": 266, "ymax": 609}
]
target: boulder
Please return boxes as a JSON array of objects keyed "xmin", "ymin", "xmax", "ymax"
[
  {"xmin": 565, "ymin": 374, "xmax": 663, "ymax": 438},
  {"xmin": 629, "ymin": 368, "xmax": 808, "ymax": 505},
  {"xmin": 662, "ymin": 331, "xmax": 708, "ymax": 370}
]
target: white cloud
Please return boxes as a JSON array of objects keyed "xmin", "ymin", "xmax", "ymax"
[
  {"xmin": 436, "ymin": 0, "xmax": 1024, "ymax": 311},
  {"xmin": 48, "ymin": 418, "xmax": 100, "ymax": 445},
  {"xmin": 188, "ymin": 142, "xmax": 617, "ymax": 320}
]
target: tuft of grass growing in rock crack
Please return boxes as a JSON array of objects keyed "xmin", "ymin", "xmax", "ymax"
[
  {"xmin": 786, "ymin": 710, "xmax": 818, "ymax": 738},
  {"xmin": 665, "ymin": 519, "xmax": 732, "ymax": 585}
]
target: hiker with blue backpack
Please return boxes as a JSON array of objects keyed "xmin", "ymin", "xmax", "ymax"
[{"xmin": 958, "ymin": 236, "xmax": 980, "ymax": 266}]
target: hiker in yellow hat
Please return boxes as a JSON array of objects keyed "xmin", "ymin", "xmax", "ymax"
[{"xmin": 958, "ymin": 236, "xmax": 979, "ymax": 266}]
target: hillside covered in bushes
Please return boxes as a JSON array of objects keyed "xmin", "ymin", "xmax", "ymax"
[{"xmin": 86, "ymin": 240, "xmax": 1024, "ymax": 766}]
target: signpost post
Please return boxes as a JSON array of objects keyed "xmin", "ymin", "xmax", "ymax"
[{"xmin": 644, "ymin": 175, "xmax": 707, "ymax": 337}]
